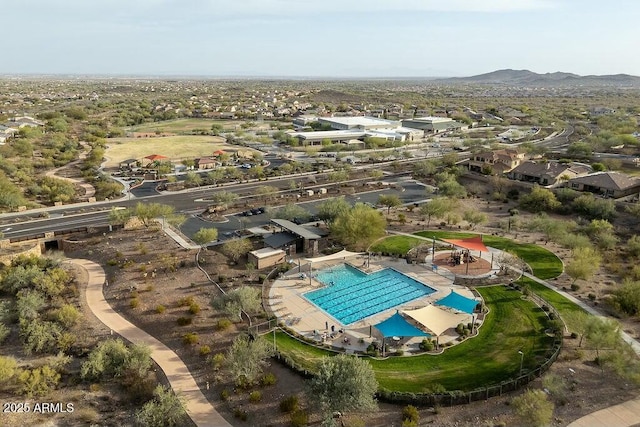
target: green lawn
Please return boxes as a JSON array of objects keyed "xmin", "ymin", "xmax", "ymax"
[
  {"xmin": 370, "ymin": 236, "xmax": 424, "ymax": 255},
  {"xmin": 414, "ymin": 231, "xmax": 563, "ymax": 280},
  {"xmin": 272, "ymin": 286, "xmax": 554, "ymax": 392},
  {"xmin": 129, "ymin": 118, "xmax": 240, "ymax": 133}
]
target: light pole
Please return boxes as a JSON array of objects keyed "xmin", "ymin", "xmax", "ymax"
[{"xmin": 518, "ymin": 350, "xmax": 524, "ymax": 375}]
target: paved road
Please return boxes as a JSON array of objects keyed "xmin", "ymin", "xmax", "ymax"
[{"xmin": 70, "ymin": 258, "xmax": 232, "ymax": 427}]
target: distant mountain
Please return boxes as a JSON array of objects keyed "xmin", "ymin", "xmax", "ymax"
[{"xmin": 436, "ymin": 69, "xmax": 640, "ymax": 87}]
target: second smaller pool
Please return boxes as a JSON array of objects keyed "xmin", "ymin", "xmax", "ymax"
[{"xmin": 306, "ymin": 264, "xmax": 436, "ymax": 325}]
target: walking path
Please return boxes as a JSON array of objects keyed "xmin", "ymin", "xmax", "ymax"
[
  {"xmin": 69, "ymin": 258, "xmax": 232, "ymax": 427},
  {"xmin": 45, "ymin": 141, "xmax": 96, "ymax": 199}
]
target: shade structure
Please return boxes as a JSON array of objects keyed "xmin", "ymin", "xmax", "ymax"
[
  {"xmin": 374, "ymin": 311, "xmax": 429, "ymax": 338},
  {"xmin": 403, "ymin": 305, "xmax": 471, "ymax": 337},
  {"xmin": 441, "ymin": 236, "xmax": 489, "ymax": 252},
  {"xmin": 435, "ymin": 290, "xmax": 479, "ymax": 315}
]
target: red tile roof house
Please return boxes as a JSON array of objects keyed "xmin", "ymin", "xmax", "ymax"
[
  {"xmin": 194, "ymin": 157, "xmax": 219, "ymax": 170},
  {"xmin": 567, "ymin": 171, "xmax": 640, "ymax": 198}
]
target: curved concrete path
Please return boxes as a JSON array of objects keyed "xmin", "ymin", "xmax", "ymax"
[
  {"xmin": 70, "ymin": 258, "xmax": 232, "ymax": 427},
  {"xmin": 45, "ymin": 141, "xmax": 96, "ymax": 199}
]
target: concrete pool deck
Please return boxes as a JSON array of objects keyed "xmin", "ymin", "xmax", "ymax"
[{"xmin": 268, "ymin": 252, "xmax": 484, "ymax": 353}]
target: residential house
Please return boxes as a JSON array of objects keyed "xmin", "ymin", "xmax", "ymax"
[
  {"xmin": 468, "ymin": 149, "xmax": 525, "ymax": 174},
  {"xmin": 567, "ymin": 171, "xmax": 640, "ymax": 198},
  {"xmin": 508, "ymin": 161, "xmax": 591, "ymax": 187}
]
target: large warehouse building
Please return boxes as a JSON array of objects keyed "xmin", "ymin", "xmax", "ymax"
[{"xmin": 401, "ymin": 116, "xmax": 467, "ymax": 134}]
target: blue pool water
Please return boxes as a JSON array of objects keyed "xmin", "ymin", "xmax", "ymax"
[{"xmin": 305, "ymin": 264, "xmax": 436, "ymax": 325}]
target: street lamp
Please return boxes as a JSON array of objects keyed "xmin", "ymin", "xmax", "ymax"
[{"xmin": 518, "ymin": 350, "xmax": 524, "ymax": 375}]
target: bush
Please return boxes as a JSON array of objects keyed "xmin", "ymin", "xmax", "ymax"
[
  {"xmin": 216, "ymin": 318, "xmax": 232, "ymax": 331},
  {"xmin": 290, "ymin": 410, "xmax": 308, "ymax": 427},
  {"xmin": 220, "ymin": 389, "xmax": 229, "ymax": 401},
  {"xmin": 570, "ymin": 283, "xmax": 580, "ymax": 291},
  {"xmin": 188, "ymin": 303, "xmax": 201, "ymax": 315},
  {"xmin": 0, "ymin": 323, "xmax": 10, "ymax": 344},
  {"xmin": 419, "ymin": 338, "xmax": 435, "ymax": 351},
  {"xmin": 155, "ymin": 305, "xmax": 166, "ymax": 314},
  {"xmin": 233, "ymin": 408, "xmax": 248, "ymax": 421},
  {"xmin": 130, "ymin": 298, "xmax": 140, "ymax": 309},
  {"xmin": 54, "ymin": 304, "xmax": 81, "ymax": 328},
  {"xmin": 177, "ymin": 296, "xmax": 195, "ymax": 307},
  {"xmin": 261, "ymin": 372, "xmax": 277, "ymax": 386},
  {"xmin": 182, "ymin": 333, "xmax": 198, "ymax": 345},
  {"xmin": 210, "ymin": 353, "xmax": 225, "ymax": 370},
  {"xmin": 199, "ymin": 345, "xmax": 211, "ymax": 356},
  {"xmin": 249, "ymin": 390, "xmax": 262, "ymax": 403},
  {"xmin": 280, "ymin": 395, "xmax": 299, "ymax": 413},
  {"xmin": 402, "ymin": 405, "xmax": 420, "ymax": 424},
  {"xmin": 176, "ymin": 317, "xmax": 192, "ymax": 326}
]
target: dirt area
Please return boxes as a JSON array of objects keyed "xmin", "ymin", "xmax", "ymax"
[{"xmin": 57, "ymin": 190, "xmax": 640, "ymax": 426}]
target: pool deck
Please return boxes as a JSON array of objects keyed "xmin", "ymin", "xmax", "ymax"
[{"xmin": 269, "ymin": 252, "xmax": 484, "ymax": 353}]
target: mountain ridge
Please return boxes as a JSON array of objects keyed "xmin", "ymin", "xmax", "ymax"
[{"xmin": 436, "ymin": 69, "xmax": 640, "ymax": 86}]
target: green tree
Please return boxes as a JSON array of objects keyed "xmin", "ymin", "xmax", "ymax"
[
  {"xmin": 206, "ymin": 168, "xmax": 225, "ymax": 185},
  {"xmin": 256, "ymin": 185, "xmax": 278, "ymax": 202},
  {"xmin": 109, "ymin": 207, "xmax": 133, "ymax": 225},
  {"xmin": 519, "ymin": 185, "xmax": 561, "ymax": 213},
  {"xmin": 270, "ymin": 203, "xmax": 310, "ymax": 222},
  {"xmin": 627, "ymin": 235, "xmax": 640, "ymax": 258},
  {"xmin": 185, "ymin": 171, "xmax": 202, "ymax": 186},
  {"xmin": 135, "ymin": 385, "xmax": 187, "ymax": 427},
  {"xmin": 572, "ymin": 193, "xmax": 616, "ymax": 221},
  {"xmin": 585, "ymin": 318, "xmax": 620, "ymax": 362},
  {"xmin": 226, "ymin": 334, "xmax": 274, "ymax": 387},
  {"xmin": 221, "ymin": 238, "xmax": 253, "ymax": 263},
  {"xmin": 308, "ymin": 354, "xmax": 378, "ymax": 424},
  {"xmin": 511, "ymin": 389, "xmax": 554, "ymax": 427},
  {"xmin": 317, "ymin": 196, "xmax": 351, "ymax": 226},
  {"xmin": 611, "ymin": 279, "xmax": 640, "ymax": 316},
  {"xmin": 208, "ymin": 191, "xmax": 238, "ymax": 210},
  {"xmin": 378, "ymin": 194, "xmax": 402, "ymax": 214},
  {"xmin": 212, "ymin": 286, "xmax": 261, "ymax": 319},
  {"xmin": 81, "ymin": 338, "xmax": 150, "ymax": 382},
  {"xmin": 192, "ymin": 227, "xmax": 219, "ymax": 246},
  {"xmin": 211, "ymin": 123, "xmax": 224, "ymax": 136},
  {"xmin": 565, "ymin": 310, "xmax": 593, "ymax": 347},
  {"xmin": 331, "ymin": 204, "xmax": 387, "ymax": 251},
  {"xmin": 565, "ymin": 247, "xmax": 601, "ymax": 285},
  {"xmin": 463, "ymin": 210, "xmax": 488, "ymax": 229},
  {"xmin": 412, "ymin": 160, "xmax": 437, "ymax": 178},
  {"xmin": 419, "ymin": 197, "xmax": 457, "ymax": 227},
  {"xmin": 133, "ymin": 202, "xmax": 175, "ymax": 227}
]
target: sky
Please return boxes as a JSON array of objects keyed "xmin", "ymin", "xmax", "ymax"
[{"xmin": 3, "ymin": 0, "xmax": 639, "ymax": 77}]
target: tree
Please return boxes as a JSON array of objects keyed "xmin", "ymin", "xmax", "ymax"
[
  {"xmin": 463, "ymin": 210, "xmax": 487, "ymax": 229},
  {"xmin": 192, "ymin": 227, "xmax": 219, "ymax": 246},
  {"xmin": 270, "ymin": 203, "xmax": 311, "ymax": 222},
  {"xmin": 611, "ymin": 279, "xmax": 640, "ymax": 317},
  {"xmin": 565, "ymin": 310, "xmax": 593, "ymax": 347},
  {"xmin": 565, "ymin": 247, "xmax": 601, "ymax": 285},
  {"xmin": 317, "ymin": 197, "xmax": 351, "ymax": 226},
  {"xmin": 519, "ymin": 185, "xmax": 561, "ymax": 213},
  {"xmin": 378, "ymin": 194, "xmax": 402, "ymax": 214},
  {"xmin": 412, "ymin": 160, "xmax": 437, "ymax": 178},
  {"xmin": 135, "ymin": 385, "xmax": 187, "ymax": 427},
  {"xmin": 330, "ymin": 204, "xmax": 387, "ymax": 251},
  {"xmin": 308, "ymin": 355, "xmax": 378, "ymax": 424},
  {"xmin": 81, "ymin": 339, "xmax": 152, "ymax": 385},
  {"xmin": 184, "ymin": 171, "xmax": 202, "ymax": 186},
  {"xmin": 585, "ymin": 317, "xmax": 620, "ymax": 362},
  {"xmin": 328, "ymin": 170, "xmax": 349, "ymax": 183},
  {"xmin": 226, "ymin": 334, "xmax": 273, "ymax": 387},
  {"xmin": 572, "ymin": 194, "xmax": 616, "ymax": 221},
  {"xmin": 206, "ymin": 168, "xmax": 225, "ymax": 185},
  {"xmin": 208, "ymin": 191, "xmax": 238, "ymax": 211},
  {"xmin": 419, "ymin": 197, "xmax": 457, "ymax": 227},
  {"xmin": 511, "ymin": 389, "xmax": 554, "ymax": 427},
  {"xmin": 109, "ymin": 207, "xmax": 132, "ymax": 225},
  {"xmin": 221, "ymin": 238, "xmax": 253, "ymax": 263},
  {"xmin": 211, "ymin": 123, "xmax": 224, "ymax": 136},
  {"xmin": 133, "ymin": 203, "xmax": 175, "ymax": 227},
  {"xmin": 256, "ymin": 185, "xmax": 278, "ymax": 202},
  {"xmin": 212, "ymin": 286, "xmax": 261, "ymax": 319}
]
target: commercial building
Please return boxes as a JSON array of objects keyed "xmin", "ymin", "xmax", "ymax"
[{"xmin": 401, "ymin": 116, "xmax": 467, "ymax": 134}]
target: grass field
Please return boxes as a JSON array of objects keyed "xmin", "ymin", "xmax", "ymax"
[
  {"xmin": 272, "ymin": 286, "xmax": 554, "ymax": 392},
  {"xmin": 369, "ymin": 235, "xmax": 424, "ymax": 255},
  {"xmin": 104, "ymin": 135, "xmax": 245, "ymax": 167},
  {"xmin": 129, "ymin": 118, "xmax": 240, "ymax": 134},
  {"xmin": 414, "ymin": 231, "xmax": 563, "ymax": 280}
]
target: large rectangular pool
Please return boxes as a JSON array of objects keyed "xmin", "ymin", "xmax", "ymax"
[{"xmin": 305, "ymin": 264, "xmax": 436, "ymax": 325}]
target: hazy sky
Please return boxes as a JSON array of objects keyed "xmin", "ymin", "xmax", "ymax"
[{"xmin": 3, "ymin": 0, "xmax": 639, "ymax": 77}]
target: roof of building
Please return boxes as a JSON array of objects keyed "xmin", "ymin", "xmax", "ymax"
[
  {"xmin": 144, "ymin": 154, "xmax": 169, "ymax": 161},
  {"xmin": 120, "ymin": 158, "xmax": 138, "ymax": 164},
  {"xmin": 475, "ymin": 149, "xmax": 522, "ymax": 162},
  {"xmin": 319, "ymin": 116, "xmax": 398, "ymax": 127},
  {"xmin": 510, "ymin": 161, "xmax": 589, "ymax": 179},
  {"xmin": 249, "ymin": 247, "xmax": 286, "ymax": 259},
  {"xmin": 271, "ymin": 219, "xmax": 322, "ymax": 240},
  {"xmin": 195, "ymin": 157, "xmax": 217, "ymax": 163},
  {"xmin": 405, "ymin": 116, "xmax": 454, "ymax": 124},
  {"xmin": 264, "ymin": 232, "xmax": 298, "ymax": 248},
  {"xmin": 569, "ymin": 171, "xmax": 640, "ymax": 191},
  {"xmin": 295, "ymin": 130, "xmax": 366, "ymax": 140}
]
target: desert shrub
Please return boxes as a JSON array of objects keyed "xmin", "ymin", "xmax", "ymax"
[
  {"xmin": 249, "ymin": 390, "xmax": 262, "ymax": 403},
  {"xmin": 220, "ymin": 389, "xmax": 229, "ymax": 401},
  {"xmin": 18, "ymin": 365, "xmax": 61, "ymax": 397},
  {"xmin": 419, "ymin": 338, "xmax": 435, "ymax": 351},
  {"xmin": 155, "ymin": 305, "xmax": 166, "ymax": 314},
  {"xmin": 0, "ymin": 323, "xmax": 10, "ymax": 344},
  {"xmin": 182, "ymin": 332, "xmax": 198, "ymax": 345},
  {"xmin": 233, "ymin": 408, "xmax": 248, "ymax": 421},
  {"xmin": 199, "ymin": 345, "xmax": 211, "ymax": 356},
  {"xmin": 0, "ymin": 355, "xmax": 18, "ymax": 385},
  {"xmin": 177, "ymin": 296, "xmax": 195, "ymax": 307},
  {"xmin": 216, "ymin": 318, "xmax": 232, "ymax": 331},
  {"xmin": 188, "ymin": 302, "xmax": 201, "ymax": 315},
  {"xmin": 130, "ymin": 298, "xmax": 140, "ymax": 309},
  {"xmin": 54, "ymin": 304, "xmax": 82, "ymax": 328},
  {"xmin": 135, "ymin": 385, "xmax": 187, "ymax": 427},
  {"xmin": 74, "ymin": 407, "xmax": 100, "ymax": 424},
  {"xmin": 290, "ymin": 410, "xmax": 308, "ymax": 427},
  {"xmin": 261, "ymin": 372, "xmax": 277, "ymax": 386},
  {"xmin": 402, "ymin": 405, "xmax": 420, "ymax": 424},
  {"xmin": 211, "ymin": 353, "xmax": 225, "ymax": 370},
  {"xmin": 176, "ymin": 317, "xmax": 192, "ymax": 326},
  {"xmin": 570, "ymin": 283, "xmax": 580, "ymax": 292},
  {"xmin": 107, "ymin": 259, "xmax": 118, "ymax": 266},
  {"xmin": 280, "ymin": 395, "xmax": 299, "ymax": 413}
]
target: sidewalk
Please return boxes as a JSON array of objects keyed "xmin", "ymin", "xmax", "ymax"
[{"xmin": 70, "ymin": 258, "xmax": 232, "ymax": 427}]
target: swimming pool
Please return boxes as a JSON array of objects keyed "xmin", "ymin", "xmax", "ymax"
[{"xmin": 305, "ymin": 264, "xmax": 436, "ymax": 325}]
